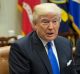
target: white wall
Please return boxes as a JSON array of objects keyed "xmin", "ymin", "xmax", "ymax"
[
  {"xmin": 41, "ymin": 0, "xmax": 47, "ymax": 3},
  {"xmin": 0, "ymin": 0, "xmax": 47, "ymax": 37},
  {"xmin": 0, "ymin": 0, "xmax": 22, "ymax": 36}
]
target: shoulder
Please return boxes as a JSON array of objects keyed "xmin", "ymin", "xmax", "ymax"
[
  {"xmin": 55, "ymin": 36, "xmax": 70, "ymax": 43},
  {"xmin": 54, "ymin": 36, "xmax": 72, "ymax": 49},
  {"xmin": 13, "ymin": 32, "xmax": 35, "ymax": 47},
  {"xmin": 54, "ymin": 36, "xmax": 72, "ymax": 56},
  {"xmin": 10, "ymin": 32, "xmax": 36, "ymax": 55}
]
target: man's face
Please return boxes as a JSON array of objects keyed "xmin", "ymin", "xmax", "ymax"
[{"xmin": 34, "ymin": 14, "xmax": 61, "ymax": 42}]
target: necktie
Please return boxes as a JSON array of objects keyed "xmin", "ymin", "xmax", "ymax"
[{"xmin": 47, "ymin": 42, "xmax": 60, "ymax": 74}]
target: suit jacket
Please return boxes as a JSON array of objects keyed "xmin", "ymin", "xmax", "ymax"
[{"xmin": 9, "ymin": 31, "xmax": 77, "ymax": 74}]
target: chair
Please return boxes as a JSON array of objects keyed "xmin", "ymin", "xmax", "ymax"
[
  {"xmin": 0, "ymin": 37, "xmax": 9, "ymax": 47},
  {"xmin": 0, "ymin": 36, "xmax": 17, "ymax": 47},
  {"xmin": 0, "ymin": 46, "xmax": 10, "ymax": 74},
  {"xmin": 0, "ymin": 36, "xmax": 17, "ymax": 74}
]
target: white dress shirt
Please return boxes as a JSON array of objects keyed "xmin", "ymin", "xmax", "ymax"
[{"xmin": 40, "ymin": 38, "xmax": 60, "ymax": 69}]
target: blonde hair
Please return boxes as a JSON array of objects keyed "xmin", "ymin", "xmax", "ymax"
[{"xmin": 33, "ymin": 3, "xmax": 61, "ymax": 24}]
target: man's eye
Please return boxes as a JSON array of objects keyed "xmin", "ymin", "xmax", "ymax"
[
  {"xmin": 52, "ymin": 20, "xmax": 57, "ymax": 23},
  {"xmin": 43, "ymin": 20, "xmax": 49, "ymax": 23},
  {"xmin": 41, "ymin": 19, "xmax": 49, "ymax": 23}
]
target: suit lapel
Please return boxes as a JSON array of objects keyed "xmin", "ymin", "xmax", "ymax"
[
  {"xmin": 54, "ymin": 39, "xmax": 63, "ymax": 70},
  {"xmin": 35, "ymin": 44, "xmax": 52, "ymax": 74},
  {"xmin": 33, "ymin": 32, "xmax": 52, "ymax": 74},
  {"xmin": 54, "ymin": 37, "xmax": 68, "ymax": 71}
]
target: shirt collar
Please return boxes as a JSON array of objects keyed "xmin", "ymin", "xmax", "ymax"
[{"xmin": 40, "ymin": 38, "xmax": 54, "ymax": 47}]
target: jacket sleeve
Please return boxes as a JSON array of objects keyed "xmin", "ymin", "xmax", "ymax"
[{"xmin": 9, "ymin": 43, "xmax": 31, "ymax": 74}]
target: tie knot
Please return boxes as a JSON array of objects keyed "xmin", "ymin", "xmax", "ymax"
[{"xmin": 47, "ymin": 42, "xmax": 52, "ymax": 49}]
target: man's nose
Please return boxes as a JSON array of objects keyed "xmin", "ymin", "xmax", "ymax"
[{"xmin": 48, "ymin": 22, "xmax": 54, "ymax": 29}]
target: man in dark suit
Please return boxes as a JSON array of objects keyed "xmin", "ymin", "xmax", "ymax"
[{"xmin": 9, "ymin": 3, "xmax": 77, "ymax": 74}]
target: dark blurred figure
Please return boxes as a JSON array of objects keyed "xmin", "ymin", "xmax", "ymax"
[{"xmin": 74, "ymin": 38, "xmax": 80, "ymax": 74}]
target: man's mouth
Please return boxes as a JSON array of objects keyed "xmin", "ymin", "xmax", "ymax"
[{"xmin": 47, "ymin": 32, "xmax": 54, "ymax": 35}]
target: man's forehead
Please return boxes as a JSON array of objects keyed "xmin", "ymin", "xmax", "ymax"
[{"xmin": 39, "ymin": 14, "xmax": 60, "ymax": 19}]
